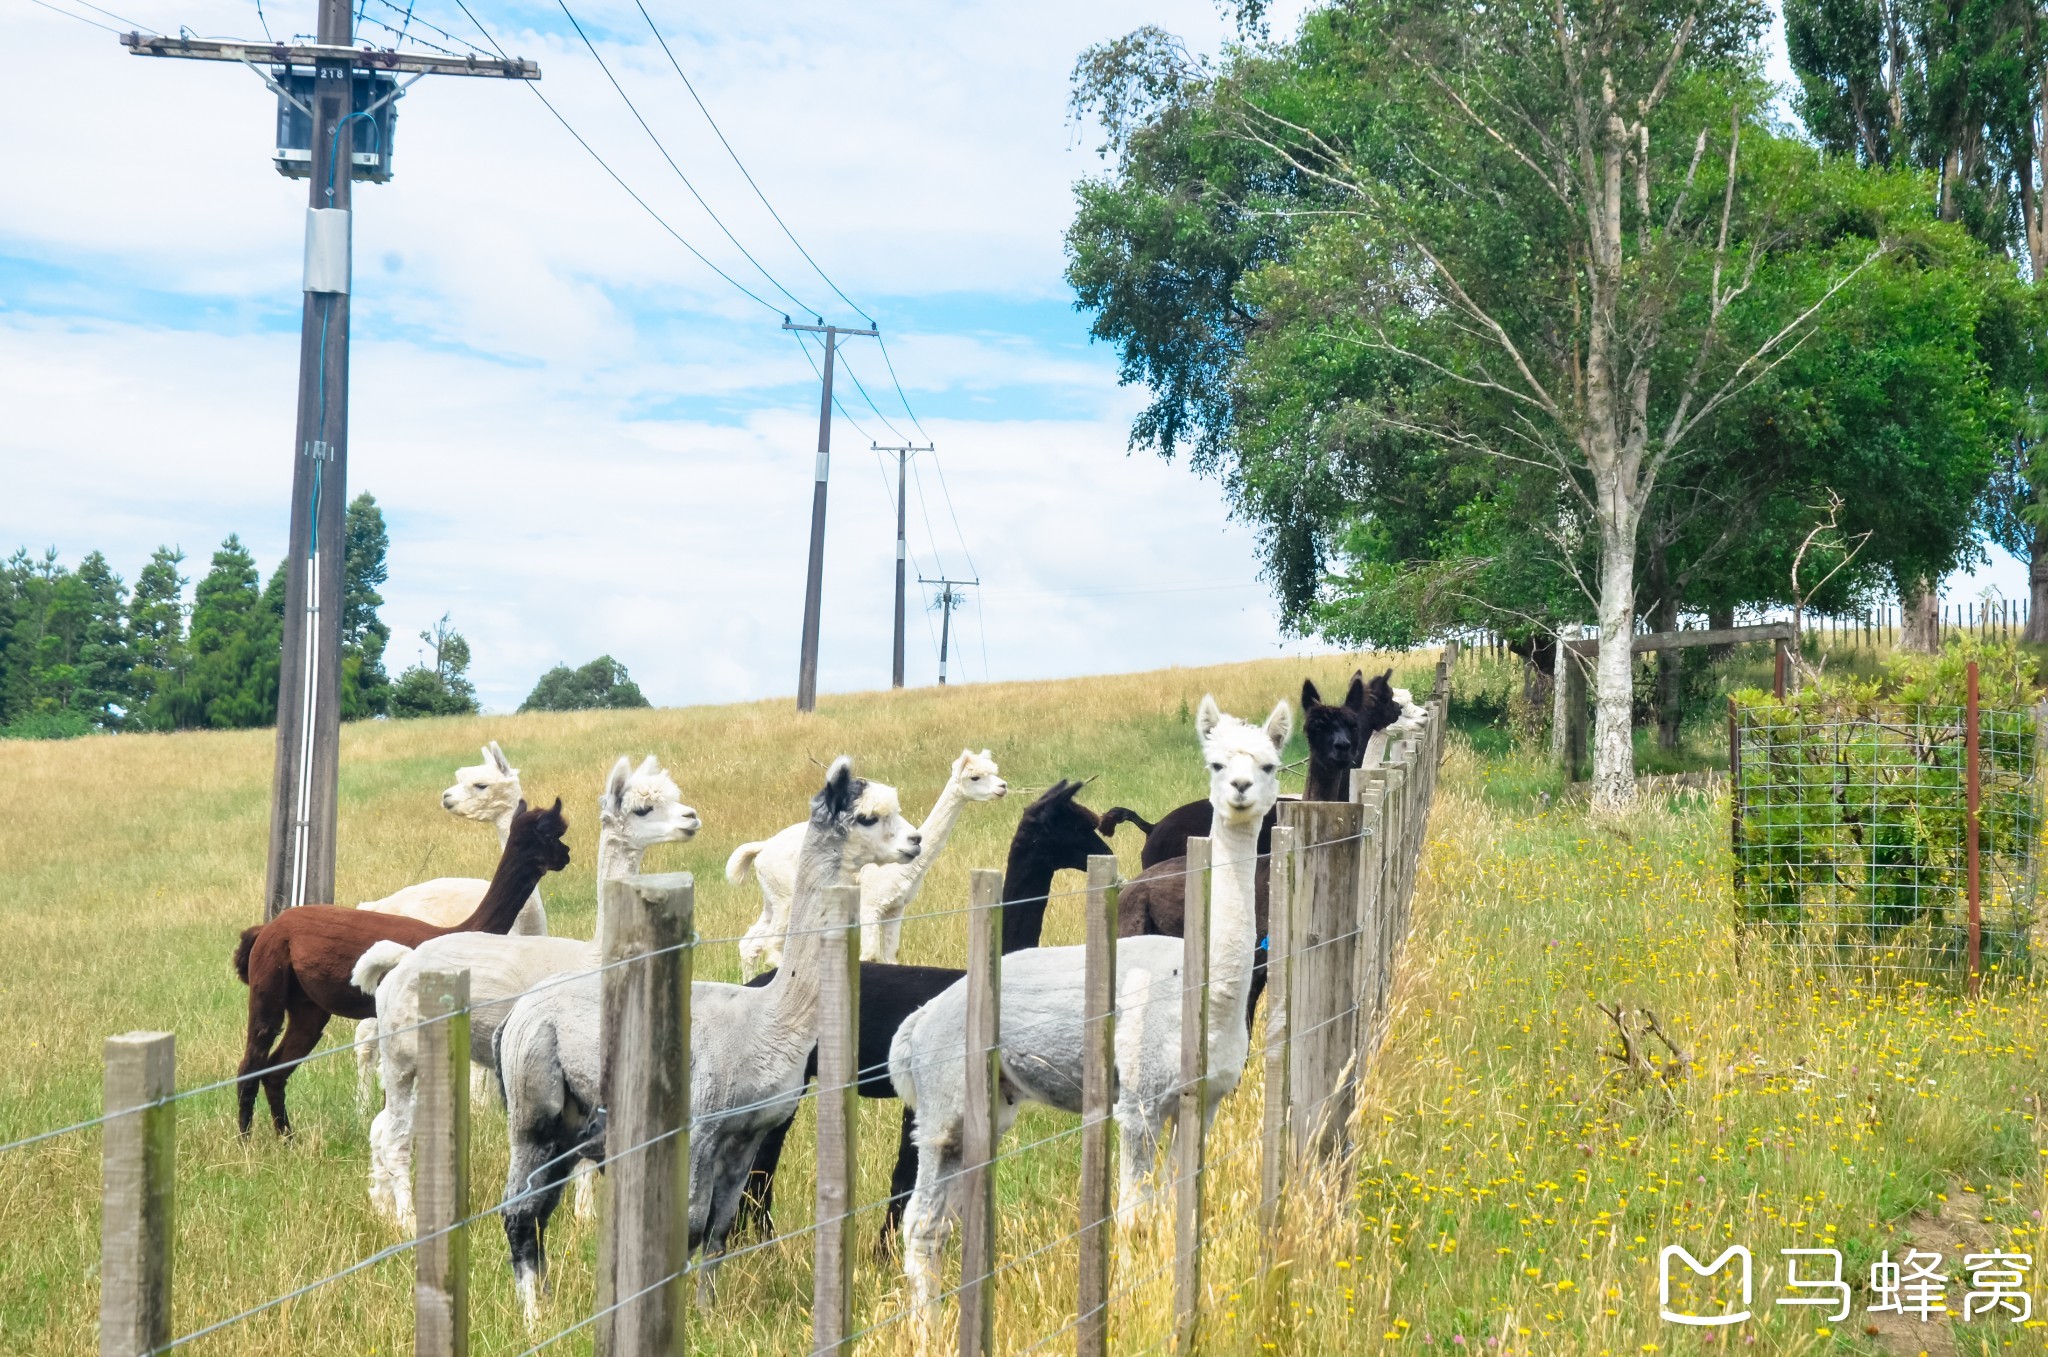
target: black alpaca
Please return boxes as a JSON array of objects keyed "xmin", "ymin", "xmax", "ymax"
[
  {"xmin": 733, "ymin": 779, "xmax": 1115, "ymax": 1244},
  {"xmin": 1100, "ymin": 670, "xmax": 1397, "ymax": 869}
]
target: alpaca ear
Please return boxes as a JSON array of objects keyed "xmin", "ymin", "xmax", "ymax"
[
  {"xmin": 605, "ymin": 756, "xmax": 634, "ymax": 810},
  {"xmin": 1196, "ymin": 694, "xmax": 1223, "ymax": 740},
  {"xmin": 979, "ymin": 749, "xmax": 992, "ymax": 761},
  {"xmin": 821, "ymin": 756, "xmax": 857, "ymax": 815},
  {"xmin": 1345, "ymin": 671, "xmax": 1368, "ymax": 712},
  {"xmin": 488, "ymin": 741, "xmax": 512, "ymax": 775},
  {"xmin": 635, "ymin": 753, "xmax": 661, "ymax": 779},
  {"xmin": 1265, "ymin": 700, "xmax": 1294, "ymax": 753},
  {"xmin": 1301, "ymin": 678, "xmax": 1322, "ymax": 710}
]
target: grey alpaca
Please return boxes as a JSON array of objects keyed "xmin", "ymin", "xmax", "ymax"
[
  {"xmin": 495, "ymin": 756, "xmax": 920, "ymax": 1325},
  {"xmin": 888, "ymin": 695, "xmax": 1290, "ymax": 1311}
]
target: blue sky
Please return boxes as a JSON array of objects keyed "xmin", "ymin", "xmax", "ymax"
[{"xmin": 1, "ymin": 0, "xmax": 2025, "ymax": 711}]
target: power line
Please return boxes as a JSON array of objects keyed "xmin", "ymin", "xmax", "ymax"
[
  {"xmin": 362, "ymin": 0, "xmax": 490, "ymax": 56},
  {"xmin": 929, "ymin": 448, "xmax": 979, "ymax": 578},
  {"xmin": 553, "ymin": 0, "xmax": 818, "ymax": 319},
  {"xmin": 627, "ymin": 0, "xmax": 871, "ymax": 326},
  {"xmin": 28, "ymin": 0, "xmax": 131, "ymax": 32},
  {"xmin": 452, "ymin": 0, "xmax": 788, "ymax": 317},
  {"xmin": 835, "ymin": 349, "xmax": 909, "ymax": 445}
]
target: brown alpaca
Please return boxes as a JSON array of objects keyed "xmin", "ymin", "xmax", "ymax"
[{"xmin": 233, "ymin": 799, "xmax": 572, "ymax": 1136}]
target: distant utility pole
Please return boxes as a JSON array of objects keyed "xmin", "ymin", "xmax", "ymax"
[
  {"xmin": 783, "ymin": 317, "xmax": 879, "ymax": 712},
  {"xmin": 874, "ymin": 442, "xmax": 932, "ymax": 688},
  {"xmin": 123, "ymin": 13, "xmax": 538, "ymax": 918},
  {"xmin": 921, "ymin": 575, "xmax": 977, "ymax": 686}
]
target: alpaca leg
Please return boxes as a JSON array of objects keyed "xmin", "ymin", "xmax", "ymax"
[
  {"xmin": 386, "ymin": 1069, "xmax": 419, "ymax": 1231},
  {"xmin": 260, "ymin": 999, "xmax": 331, "ymax": 1138},
  {"xmin": 354, "ymin": 1018, "xmax": 380, "ymax": 1115},
  {"xmin": 569, "ymin": 1161, "xmax": 596, "ymax": 1221},
  {"xmin": 901, "ymin": 1131, "xmax": 962, "ymax": 1313},
  {"xmin": 504, "ymin": 1122, "xmax": 581, "ymax": 1331},
  {"xmin": 735, "ymin": 1109, "xmax": 797, "ymax": 1240},
  {"xmin": 1114, "ymin": 1098, "xmax": 1166, "ymax": 1224},
  {"xmin": 236, "ymin": 984, "xmax": 287, "ymax": 1137},
  {"xmin": 876, "ymin": 1104, "xmax": 918, "ymax": 1251},
  {"xmin": 470, "ymin": 1063, "xmax": 498, "ymax": 1106}
]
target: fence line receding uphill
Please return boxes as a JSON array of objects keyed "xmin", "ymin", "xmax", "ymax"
[{"xmin": 74, "ymin": 658, "xmax": 1454, "ymax": 1357}]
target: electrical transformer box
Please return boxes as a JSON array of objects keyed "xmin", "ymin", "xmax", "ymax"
[{"xmin": 273, "ymin": 69, "xmax": 400, "ymax": 183}]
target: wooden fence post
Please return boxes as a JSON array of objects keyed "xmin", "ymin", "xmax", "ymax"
[
  {"xmin": 1380, "ymin": 763, "xmax": 1409, "ymax": 963},
  {"xmin": 101, "ymin": 1031, "xmax": 173, "ymax": 1357},
  {"xmin": 1348, "ymin": 774, "xmax": 1387, "ymax": 1064},
  {"xmin": 1276, "ymin": 798, "xmax": 1364, "ymax": 1161},
  {"xmin": 814, "ymin": 883, "xmax": 860, "ymax": 1354},
  {"xmin": 598, "ymin": 871, "xmax": 693, "ymax": 1357},
  {"xmin": 959, "ymin": 868, "xmax": 1004, "ymax": 1357},
  {"xmin": 1078, "ymin": 855, "xmax": 1119, "ymax": 1357},
  {"xmin": 1259, "ymin": 826, "xmax": 1296, "ymax": 1236},
  {"xmin": 416, "ymin": 967, "xmax": 471, "ymax": 1357},
  {"xmin": 1174, "ymin": 837, "xmax": 1211, "ymax": 1353},
  {"xmin": 1563, "ymin": 655, "xmax": 1588, "ymax": 782}
]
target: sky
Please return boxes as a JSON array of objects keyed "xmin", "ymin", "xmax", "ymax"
[{"xmin": 0, "ymin": 0, "xmax": 2024, "ymax": 712}]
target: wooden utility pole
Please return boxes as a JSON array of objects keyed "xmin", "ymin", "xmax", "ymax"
[
  {"xmin": 122, "ymin": 19, "xmax": 538, "ymax": 918},
  {"xmin": 919, "ymin": 574, "xmax": 976, "ymax": 686},
  {"xmin": 873, "ymin": 442, "xmax": 930, "ymax": 689},
  {"xmin": 783, "ymin": 318, "xmax": 878, "ymax": 712}
]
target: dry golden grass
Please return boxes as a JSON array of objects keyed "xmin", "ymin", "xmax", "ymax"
[{"xmin": 0, "ymin": 653, "xmax": 1433, "ymax": 1356}]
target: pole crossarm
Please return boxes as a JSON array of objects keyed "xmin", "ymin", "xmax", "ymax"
[
  {"xmin": 782, "ymin": 319, "xmax": 879, "ymax": 337},
  {"xmin": 120, "ymin": 32, "xmax": 541, "ymax": 78},
  {"xmin": 1563, "ymin": 620, "xmax": 1795, "ymax": 657}
]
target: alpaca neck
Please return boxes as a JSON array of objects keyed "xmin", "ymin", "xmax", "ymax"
[
  {"xmin": 450, "ymin": 838, "xmax": 550, "ymax": 935},
  {"xmin": 492, "ymin": 803, "xmax": 517, "ymax": 848},
  {"xmin": 1304, "ymin": 755, "xmax": 1352, "ymax": 803},
  {"xmin": 1201, "ymin": 809, "xmax": 1263, "ymax": 1036},
  {"xmin": 998, "ymin": 830, "xmax": 1066, "ymax": 953},
  {"xmin": 759, "ymin": 826, "xmax": 856, "ymax": 1047},
  {"xmin": 592, "ymin": 817, "xmax": 649, "ymax": 955},
  {"xmin": 901, "ymin": 777, "xmax": 970, "ymax": 888}
]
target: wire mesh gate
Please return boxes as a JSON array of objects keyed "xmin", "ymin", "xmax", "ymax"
[{"xmin": 1729, "ymin": 684, "xmax": 2046, "ymax": 983}]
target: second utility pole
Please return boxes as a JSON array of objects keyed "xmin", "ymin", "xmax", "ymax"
[
  {"xmin": 874, "ymin": 442, "xmax": 931, "ymax": 688},
  {"xmin": 785, "ymin": 317, "xmax": 878, "ymax": 711}
]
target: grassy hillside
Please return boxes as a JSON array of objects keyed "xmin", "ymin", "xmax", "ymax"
[
  {"xmin": 0, "ymin": 653, "xmax": 1434, "ymax": 1355},
  {"xmin": 4, "ymin": 651, "xmax": 2041, "ymax": 1356}
]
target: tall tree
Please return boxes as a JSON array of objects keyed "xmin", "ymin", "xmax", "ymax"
[
  {"xmin": 46, "ymin": 551, "xmax": 132, "ymax": 729},
  {"xmin": 341, "ymin": 492, "xmax": 392, "ymax": 719},
  {"xmin": 519, "ymin": 655, "xmax": 651, "ymax": 712},
  {"xmin": 127, "ymin": 546, "xmax": 188, "ymax": 731},
  {"xmin": 168, "ymin": 536, "xmax": 280, "ymax": 730}
]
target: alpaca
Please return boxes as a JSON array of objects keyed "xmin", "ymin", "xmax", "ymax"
[
  {"xmin": 358, "ymin": 742, "xmax": 549, "ymax": 934},
  {"xmin": 890, "ymin": 696, "xmax": 1289, "ymax": 1310},
  {"xmin": 496, "ymin": 758, "xmax": 919, "ymax": 1323},
  {"xmin": 232, "ymin": 800, "xmax": 571, "ymax": 1137},
  {"xmin": 733, "ymin": 779, "xmax": 1118, "ymax": 1244},
  {"xmin": 351, "ymin": 756, "xmax": 698, "ymax": 1228},
  {"xmin": 1363, "ymin": 685, "xmax": 1429, "ymax": 766},
  {"xmin": 352, "ymin": 741, "xmax": 548, "ymax": 1110},
  {"xmin": 732, "ymin": 749, "xmax": 1007, "ymax": 970},
  {"xmin": 1102, "ymin": 670, "xmax": 1399, "ymax": 869}
]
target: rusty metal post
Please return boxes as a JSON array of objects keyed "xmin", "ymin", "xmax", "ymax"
[
  {"xmin": 1773, "ymin": 640, "xmax": 1787, "ymax": 700},
  {"xmin": 1966, "ymin": 660, "xmax": 1981, "ymax": 995},
  {"xmin": 1728, "ymin": 697, "xmax": 1743, "ymax": 898}
]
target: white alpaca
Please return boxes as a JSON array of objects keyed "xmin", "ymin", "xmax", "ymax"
[
  {"xmin": 352, "ymin": 755, "xmax": 698, "ymax": 1230},
  {"xmin": 889, "ymin": 695, "xmax": 1288, "ymax": 1311},
  {"xmin": 1364, "ymin": 686, "xmax": 1429, "ymax": 766},
  {"xmin": 359, "ymin": 742, "xmax": 550, "ymax": 933},
  {"xmin": 353, "ymin": 742, "xmax": 550, "ymax": 1109},
  {"xmin": 497, "ymin": 759, "xmax": 921, "ymax": 1325},
  {"xmin": 731, "ymin": 749, "xmax": 1005, "ymax": 970}
]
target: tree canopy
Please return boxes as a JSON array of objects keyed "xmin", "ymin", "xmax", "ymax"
[{"xmin": 519, "ymin": 655, "xmax": 651, "ymax": 713}]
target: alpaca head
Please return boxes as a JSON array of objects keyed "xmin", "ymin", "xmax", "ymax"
[
  {"xmin": 600, "ymin": 754, "xmax": 701, "ymax": 859},
  {"xmin": 810, "ymin": 757, "xmax": 921, "ymax": 876},
  {"xmin": 1301, "ymin": 676, "xmax": 1367, "ymax": 770},
  {"xmin": 1013, "ymin": 779, "xmax": 1115, "ymax": 872},
  {"xmin": 1195, "ymin": 695, "xmax": 1291, "ymax": 828},
  {"xmin": 507, "ymin": 798, "xmax": 574, "ymax": 874},
  {"xmin": 952, "ymin": 748, "xmax": 1008, "ymax": 802},
  {"xmin": 443, "ymin": 742, "xmax": 523, "ymax": 825},
  {"xmin": 1359, "ymin": 668, "xmax": 1405, "ymax": 740}
]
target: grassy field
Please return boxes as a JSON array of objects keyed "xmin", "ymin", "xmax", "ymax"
[{"xmin": 2, "ymin": 651, "xmax": 2042, "ymax": 1355}]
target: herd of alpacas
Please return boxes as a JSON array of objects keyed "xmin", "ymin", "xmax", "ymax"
[{"xmin": 227, "ymin": 671, "xmax": 1426, "ymax": 1324}]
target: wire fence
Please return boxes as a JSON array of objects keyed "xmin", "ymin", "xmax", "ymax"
[
  {"xmin": 63, "ymin": 661, "xmax": 1454, "ymax": 1357},
  {"xmin": 1730, "ymin": 681, "xmax": 2046, "ymax": 983}
]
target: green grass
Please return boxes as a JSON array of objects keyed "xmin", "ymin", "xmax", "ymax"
[{"xmin": 3, "ymin": 652, "xmax": 2041, "ymax": 1356}]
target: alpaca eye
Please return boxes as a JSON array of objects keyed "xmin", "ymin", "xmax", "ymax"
[
  {"xmin": 1261, "ymin": 764, "xmax": 1276, "ymax": 774},
  {"xmin": 1208, "ymin": 763, "xmax": 1223, "ymax": 773},
  {"xmin": 632, "ymin": 806, "xmax": 652, "ymax": 817},
  {"xmin": 856, "ymin": 813, "xmax": 878, "ymax": 826},
  {"xmin": 474, "ymin": 782, "xmax": 488, "ymax": 790}
]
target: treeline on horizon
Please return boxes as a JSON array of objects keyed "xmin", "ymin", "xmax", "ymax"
[{"xmin": 0, "ymin": 493, "xmax": 481, "ymax": 740}]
